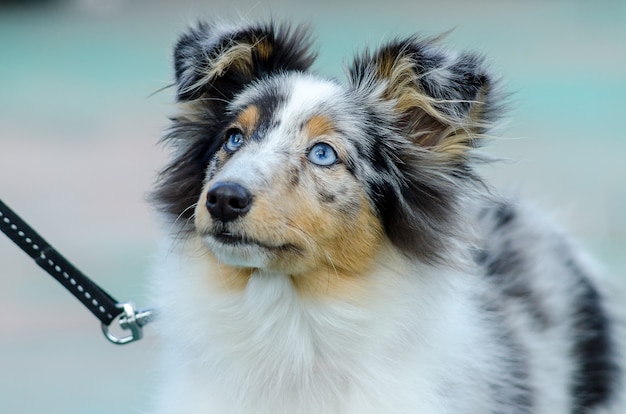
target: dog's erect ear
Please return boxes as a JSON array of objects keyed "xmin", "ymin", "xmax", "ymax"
[
  {"xmin": 347, "ymin": 38, "xmax": 502, "ymax": 265},
  {"xmin": 348, "ymin": 36, "xmax": 501, "ymax": 157},
  {"xmin": 174, "ymin": 21, "xmax": 316, "ymax": 103}
]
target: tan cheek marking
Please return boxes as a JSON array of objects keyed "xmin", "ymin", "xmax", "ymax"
[
  {"xmin": 194, "ymin": 187, "xmax": 211, "ymax": 230},
  {"xmin": 288, "ymin": 193, "xmax": 385, "ymax": 299},
  {"xmin": 305, "ymin": 114, "xmax": 335, "ymax": 139}
]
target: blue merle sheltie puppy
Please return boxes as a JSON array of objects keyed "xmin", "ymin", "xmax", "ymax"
[{"xmin": 149, "ymin": 20, "xmax": 624, "ymax": 414}]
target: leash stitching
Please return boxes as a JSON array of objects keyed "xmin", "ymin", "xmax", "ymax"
[
  {"xmin": 2, "ymin": 209, "xmax": 115, "ymax": 321},
  {"xmin": 1, "ymin": 200, "xmax": 153, "ymax": 344}
]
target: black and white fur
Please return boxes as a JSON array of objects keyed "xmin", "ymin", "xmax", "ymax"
[{"xmin": 149, "ymin": 21, "xmax": 624, "ymax": 413}]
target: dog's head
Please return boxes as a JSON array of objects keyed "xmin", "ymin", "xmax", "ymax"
[{"xmin": 153, "ymin": 21, "xmax": 501, "ymax": 290}]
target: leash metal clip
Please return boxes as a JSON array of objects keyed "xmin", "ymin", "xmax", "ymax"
[{"xmin": 101, "ymin": 302, "xmax": 154, "ymax": 345}]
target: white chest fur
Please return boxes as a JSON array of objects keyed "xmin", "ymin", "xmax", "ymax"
[{"xmin": 150, "ymin": 239, "xmax": 500, "ymax": 414}]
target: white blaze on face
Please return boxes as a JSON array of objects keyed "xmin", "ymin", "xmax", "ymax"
[{"xmin": 211, "ymin": 76, "xmax": 346, "ymax": 194}]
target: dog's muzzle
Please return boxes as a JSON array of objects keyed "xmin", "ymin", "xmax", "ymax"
[{"xmin": 206, "ymin": 182, "xmax": 253, "ymax": 223}]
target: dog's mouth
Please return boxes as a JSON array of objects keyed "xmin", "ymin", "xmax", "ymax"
[
  {"xmin": 210, "ymin": 230, "xmax": 299, "ymax": 253},
  {"xmin": 213, "ymin": 231, "xmax": 259, "ymax": 246}
]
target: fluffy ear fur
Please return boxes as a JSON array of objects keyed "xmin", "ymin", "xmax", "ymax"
[
  {"xmin": 349, "ymin": 36, "xmax": 501, "ymax": 155},
  {"xmin": 152, "ymin": 21, "xmax": 316, "ymax": 222},
  {"xmin": 347, "ymin": 37, "xmax": 502, "ymax": 264},
  {"xmin": 174, "ymin": 21, "xmax": 316, "ymax": 102}
]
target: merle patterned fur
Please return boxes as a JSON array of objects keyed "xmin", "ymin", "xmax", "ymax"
[{"xmin": 151, "ymin": 21, "xmax": 622, "ymax": 413}]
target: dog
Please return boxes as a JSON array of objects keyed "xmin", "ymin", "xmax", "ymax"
[{"xmin": 148, "ymin": 20, "xmax": 624, "ymax": 413}]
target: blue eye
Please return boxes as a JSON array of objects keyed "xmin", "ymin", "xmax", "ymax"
[
  {"xmin": 224, "ymin": 128, "xmax": 244, "ymax": 152},
  {"xmin": 307, "ymin": 143, "xmax": 338, "ymax": 166}
]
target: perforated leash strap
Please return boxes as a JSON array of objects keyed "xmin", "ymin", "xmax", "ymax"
[{"xmin": 0, "ymin": 198, "xmax": 153, "ymax": 345}]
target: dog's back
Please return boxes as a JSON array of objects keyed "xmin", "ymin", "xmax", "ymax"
[
  {"xmin": 475, "ymin": 200, "xmax": 623, "ymax": 413},
  {"xmin": 149, "ymin": 20, "xmax": 624, "ymax": 414}
]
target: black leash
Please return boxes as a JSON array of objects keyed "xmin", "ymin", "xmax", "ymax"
[{"xmin": 0, "ymin": 198, "xmax": 153, "ymax": 345}]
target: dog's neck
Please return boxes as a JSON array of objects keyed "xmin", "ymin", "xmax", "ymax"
[{"xmin": 154, "ymin": 236, "xmax": 477, "ymax": 411}]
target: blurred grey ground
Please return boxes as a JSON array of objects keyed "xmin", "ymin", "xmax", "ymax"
[{"xmin": 0, "ymin": 0, "xmax": 625, "ymax": 412}]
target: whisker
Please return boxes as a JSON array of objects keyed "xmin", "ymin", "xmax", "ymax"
[
  {"xmin": 165, "ymin": 203, "xmax": 199, "ymax": 257},
  {"xmin": 173, "ymin": 203, "xmax": 199, "ymax": 228},
  {"xmin": 147, "ymin": 83, "xmax": 175, "ymax": 99},
  {"xmin": 284, "ymin": 219, "xmax": 316, "ymax": 256},
  {"xmin": 322, "ymin": 250, "xmax": 340, "ymax": 292}
]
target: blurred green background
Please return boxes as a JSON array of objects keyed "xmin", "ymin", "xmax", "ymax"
[{"xmin": 1, "ymin": 0, "xmax": 624, "ymax": 413}]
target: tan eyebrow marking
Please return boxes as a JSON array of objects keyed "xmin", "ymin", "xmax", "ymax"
[
  {"xmin": 305, "ymin": 114, "xmax": 335, "ymax": 139},
  {"xmin": 236, "ymin": 105, "xmax": 261, "ymax": 133}
]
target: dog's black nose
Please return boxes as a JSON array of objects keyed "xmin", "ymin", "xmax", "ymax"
[{"xmin": 206, "ymin": 182, "xmax": 252, "ymax": 222}]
